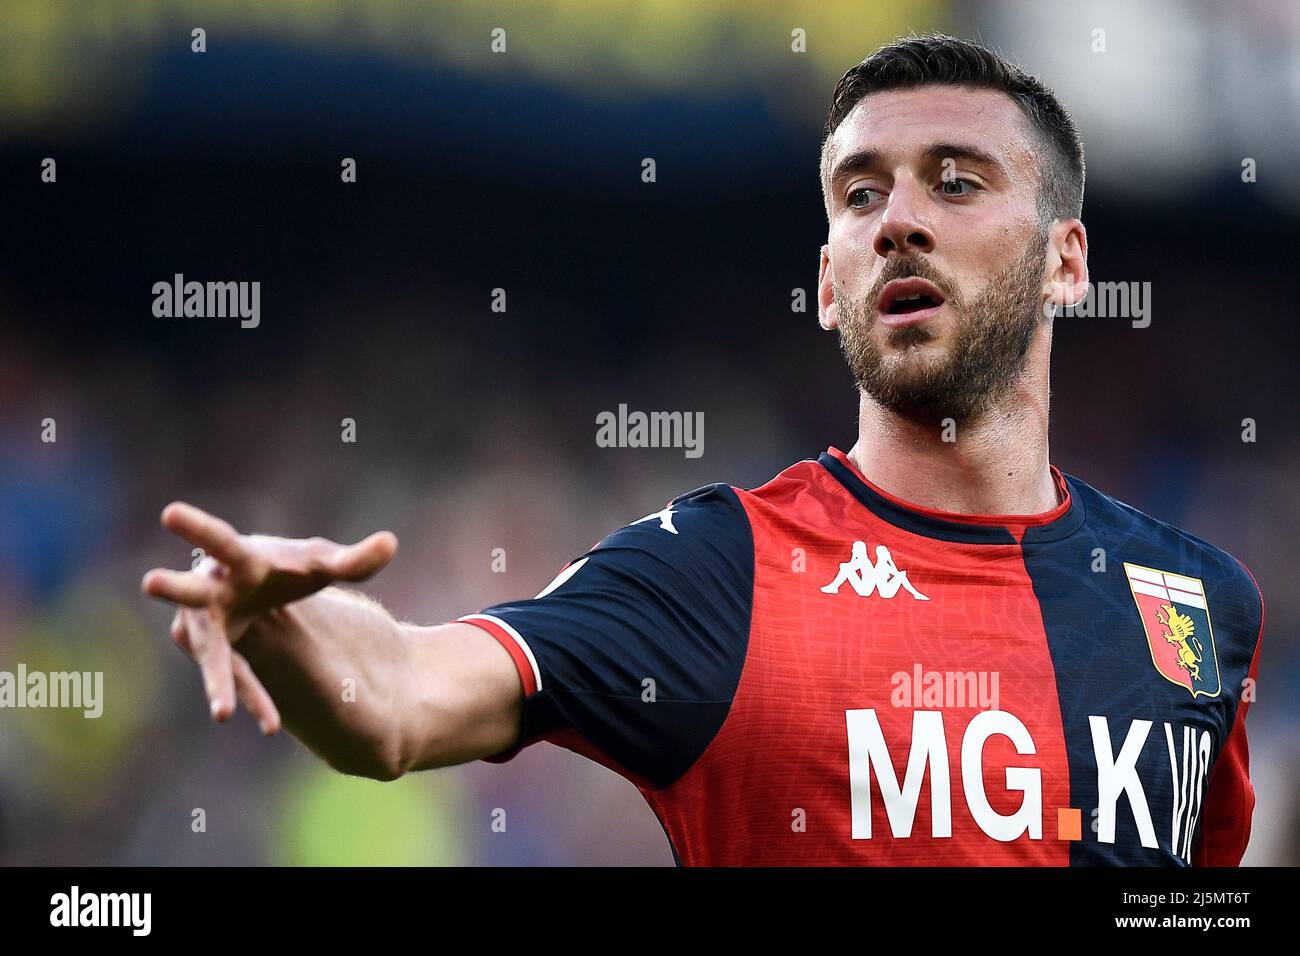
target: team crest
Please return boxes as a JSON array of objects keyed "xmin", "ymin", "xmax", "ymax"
[{"xmin": 1122, "ymin": 562, "xmax": 1221, "ymax": 699}]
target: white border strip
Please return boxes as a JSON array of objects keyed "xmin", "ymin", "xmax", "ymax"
[
  {"xmin": 1125, "ymin": 565, "xmax": 1165, "ymax": 585},
  {"xmin": 536, "ymin": 556, "xmax": 589, "ymax": 599},
  {"xmin": 1164, "ymin": 572, "xmax": 1203, "ymax": 596},
  {"xmin": 1130, "ymin": 580, "xmax": 1170, "ymax": 601},
  {"xmin": 1166, "ymin": 588, "xmax": 1207, "ymax": 609}
]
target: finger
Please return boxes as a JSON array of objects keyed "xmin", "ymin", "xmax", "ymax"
[
  {"xmin": 183, "ymin": 607, "xmax": 237, "ymax": 722},
  {"xmin": 232, "ymin": 651, "xmax": 281, "ymax": 736},
  {"xmin": 176, "ymin": 612, "xmax": 277, "ymax": 734},
  {"xmin": 160, "ymin": 502, "xmax": 249, "ymax": 568},
  {"xmin": 171, "ymin": 609, "xmax": 193, "ymax": 655},
  {"xmin": 142, "ymin": 568, "xmax": 223, "ymax": 607},
  {"xmin": 321, "ymin": 531, "xmax": 399, "ymax": 582}
]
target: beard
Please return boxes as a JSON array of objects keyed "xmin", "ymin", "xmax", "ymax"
[{"xmin": 835, "ymin": 233, "xmax": 1048, "ymax": 424}]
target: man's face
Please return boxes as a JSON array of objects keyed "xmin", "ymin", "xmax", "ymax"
[{"xmin": 819, "ymin": 85, "xmax": 1051, "ymax": 423}]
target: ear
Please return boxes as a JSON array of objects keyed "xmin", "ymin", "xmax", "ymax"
[
  {"xmin": 817, "ymin": 244, "xmax": 839, "ymax": 330},
  {"xmin": 1044, "ymin": 218, "xmax": 1088, "ymax": 316}
]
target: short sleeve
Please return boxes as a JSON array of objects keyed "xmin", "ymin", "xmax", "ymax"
[
  {"xmin": 458, "ymin": 483, "xmax": 754, "ymax": 789},
  {"xmin": 1193, "ymin": 559, "xmax": 1265, "ymax": 866}
]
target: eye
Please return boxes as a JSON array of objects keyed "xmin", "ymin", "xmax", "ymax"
[
  {"xmin": 939, "ymin": 178, "xmax": 978, "ymax": 197},
  {"xmin": 847, "ymin": 187, "xmax": 884, "ymax": 209}
]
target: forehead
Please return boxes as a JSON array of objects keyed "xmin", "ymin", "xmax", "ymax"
[{"xmin": 828, "ymin": 85, "xmax": 1038, "ymax": 179}]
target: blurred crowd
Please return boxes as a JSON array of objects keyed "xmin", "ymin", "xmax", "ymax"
[{"xmin": 1, "ymin": 0, "xmax": 1297, "ymax": 866}]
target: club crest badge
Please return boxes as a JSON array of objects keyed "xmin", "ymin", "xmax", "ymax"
[{"xmin": 1122, "ymin": 562, "xmax": 1221, "ymax": 699}]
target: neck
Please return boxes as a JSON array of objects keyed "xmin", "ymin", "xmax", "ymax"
[{"xmin": 847, "ymin": 374, "xmax": 1058, "ymax": 517}]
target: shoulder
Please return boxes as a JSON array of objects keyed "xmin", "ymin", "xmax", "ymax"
[
  {"xmin": 1066, "ymin": 473, "xmax": 1264, "ymax": 656},
  {"xmin": 734, "ymin": 455, "xmax": 832, "ymax": 505},
  {"xmin": 581, "ymin": 455, "xmax": 837, "ymax": 592},
  {"xmin": 588, "ymin": 481, "xmax": 753, "ymax": 563},
  {"xmin": 591, "ymin": 447, "xmax": 837, "ymax": 549}
]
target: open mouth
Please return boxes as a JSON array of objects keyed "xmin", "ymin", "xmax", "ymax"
[{"xmin": 878, "ymin": 277, "xmax": 947, "ymax": 317}]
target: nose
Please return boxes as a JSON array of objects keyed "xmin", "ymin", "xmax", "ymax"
[{"xmin": 872, "ymin": 179, "xmax": 936, "ymax": 257}]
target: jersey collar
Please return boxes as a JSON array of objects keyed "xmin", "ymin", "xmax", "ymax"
[{"xmin": 819, "ymin": 446, "xmax": 1086, "ymax": 545}]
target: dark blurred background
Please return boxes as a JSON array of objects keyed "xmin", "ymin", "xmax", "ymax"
[{"xmin": 1, "ymin": 0, "xmax": 1297, "ymax": 865}]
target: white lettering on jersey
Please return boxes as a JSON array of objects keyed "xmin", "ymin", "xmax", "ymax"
[
  {"xmin": 846, "ymin": 709, "xmax": 950, "ymax": 839},
  {"xmin": 1165, "ymin": 722, "xmax": 1212, "ymax": 863},
  {"xmin": 845, "ymin": 711, "xmax": 1218, "ymax": 855},
  {"xmin": 847, "ymin": 709, "xmax": 1041, "ymax": 842},
  {"xmin": 961, "ymin": 710, "xmax": 1042, "ymax": 841},
  {"xmin": 822, "ymin": 541, "xmax": 929, "ymax": 600},
  {"xmin": 1090, "ymin": 715, "xmax": 1158, "ymax": 848}
]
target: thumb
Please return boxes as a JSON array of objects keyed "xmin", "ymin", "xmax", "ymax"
[{"xmin": 324, "ymin": 531, "xmax": 399, "ymax": 582}]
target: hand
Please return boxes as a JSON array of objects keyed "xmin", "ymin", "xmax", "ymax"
[{"xmin": 141, "ymin": 502, "xmax": 399, "ymax": 732}]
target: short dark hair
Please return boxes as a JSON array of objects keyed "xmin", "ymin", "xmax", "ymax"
[{"xmin": 820, "ymin": 34, "xmax": 1085, "ymax": 225}]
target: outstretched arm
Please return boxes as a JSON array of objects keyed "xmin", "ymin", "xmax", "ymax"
[{"xmin": 142, "ymin": 503, "xmax": 522, "ymax": 780}]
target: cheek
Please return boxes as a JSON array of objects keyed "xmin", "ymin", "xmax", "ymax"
[
  {"xmin": 945, "ymin": 235, "xmax": 1017, "ymax": 300},
  {"xmin": 829, "ymin": 222, "xmax": 882, "ymax": 286},
  {"xmin": 848, "ymin": 262, "xmax": 878, "ymax": 297}
]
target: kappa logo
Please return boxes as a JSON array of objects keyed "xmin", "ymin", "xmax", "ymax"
[
  {"xmin": 633, "ymin": 506, "xmax": 678, "ymax": 534},
  {"xmin": 530, "ymin": 507, "xmax": 678, "ymax": 601},
  {"xmin": 1122, "ymin": 562, "xmax": 1221, "ymax": 699},
  {"xmin": 822, "ymin": 541, "xmax": 929, "ymax": 601}
]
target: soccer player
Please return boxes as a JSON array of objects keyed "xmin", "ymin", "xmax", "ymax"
[{"xmin": 142, "ymin": 35, "xmax": 1263, "ymax": 866}]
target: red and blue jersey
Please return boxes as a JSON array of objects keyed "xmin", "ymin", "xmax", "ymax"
[{"xmin": 459, "ymin": 447, "xmax": 1264, "ymax": 866}]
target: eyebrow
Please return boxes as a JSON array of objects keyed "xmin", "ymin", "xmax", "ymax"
[
  {"xmin": 828, "ymin": 141, "xmax": 1010, "ymax": 196},
  {"xmin": 921, "ymin": 142, "xmax": 1009, "ymax": 176}
]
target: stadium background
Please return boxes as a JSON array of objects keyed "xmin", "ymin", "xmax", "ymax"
[{"xmin": 1, "ymin": 0, "xmax": 1297, "ymax": 865}]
